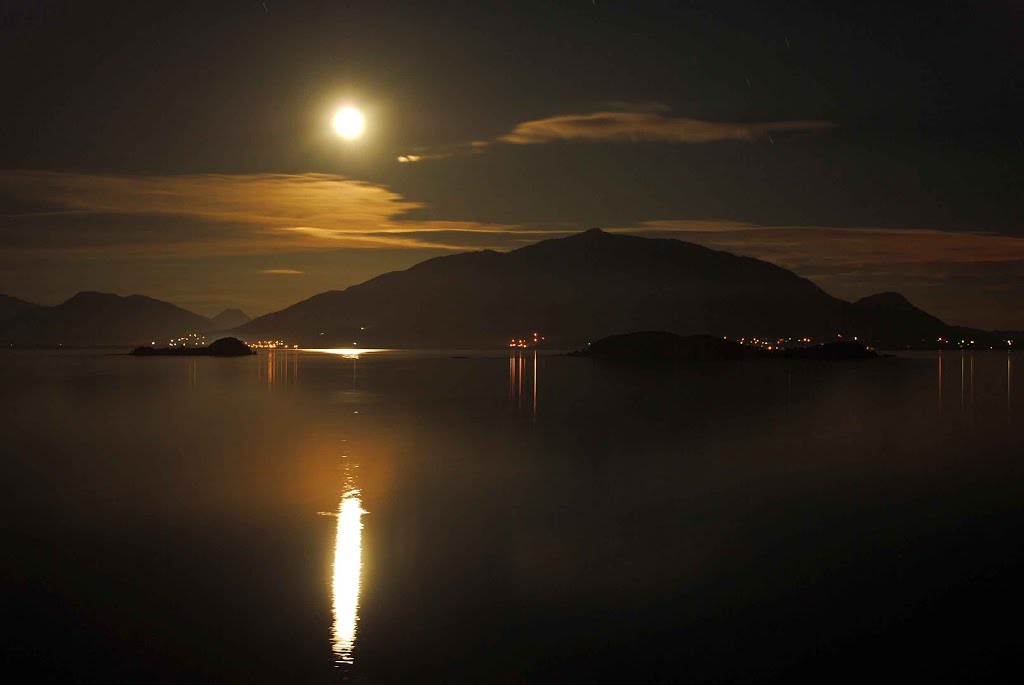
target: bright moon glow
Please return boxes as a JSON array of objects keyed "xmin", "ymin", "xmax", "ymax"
[{"xmin": 333, "ymin": 106, "xmax": 365, "ymax": 139}]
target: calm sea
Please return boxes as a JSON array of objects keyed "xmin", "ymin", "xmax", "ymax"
[{"xmin": 2, "ymin": 349, "xmax": 1022, "ymax": 682}]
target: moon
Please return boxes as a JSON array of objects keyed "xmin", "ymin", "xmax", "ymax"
[{"xmin": 333, "ymin": 106, "xmax": 365, "ymax": 139}]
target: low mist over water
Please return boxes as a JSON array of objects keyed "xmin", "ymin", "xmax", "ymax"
[{"xmin": 2, "ymin": 349, "xmax": 1023, "ymax": 682}]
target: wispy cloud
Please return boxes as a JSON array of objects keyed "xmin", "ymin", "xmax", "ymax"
[
  {"xmin": 259, "ymin": 268, "xmax": 304, "ymax": 275},
  {"xmin": 0, "ymin": 170, "xmax": 520, "ymax": 255},
  {"xmin": 497, "ymin": 112, "xmax": 836, "ymax": 145},
  {"xmin": 395, "ymin": 141, "xmax": 488, "ymax": 164},
  {"xmin": 0, "ymin": 170, "xmax": 420, "ymax": 231},
  {"xmin": 396, "ymin": 108, "xmax": 836, "ymax": 161}
]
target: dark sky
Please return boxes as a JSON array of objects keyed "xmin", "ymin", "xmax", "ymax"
[{"xmin": 1, "ymin": 0, "xmax": 1022, "ymax": 327}]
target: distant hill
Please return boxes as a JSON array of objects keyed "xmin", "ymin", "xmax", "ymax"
[
  {"xmin": 239, "ymin": 228, "xmax": 852, "ymax": 348},
  {"xmin": 848, "ymin": 292, "xmax": 948, "ymax": 346},
  {"xmin": 0, "ymin": 291, "xmax": 211, "ymax": 346},
  {"xmin": 209, "ymin": 308, "xmax": 251, "ymax": 331},
  {"xmin": 0, "ymin": 294, "xmax": 37, "ymax": 324}
]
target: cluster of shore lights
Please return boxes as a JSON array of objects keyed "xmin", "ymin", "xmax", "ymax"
[
  {"xmin": 245, "ymin": 340, "xmax": 299, "ymax": 349},
  {"xmin": 510, "ymin": 332, "xmax": 545, "ymax": 349},
  {"xmin": 726, "ymin": 334, "xmax": 872, "ymax": 351},
  {"xmin": 733, "ymin": 335, "xmax": 822, "ymax": 351},
  {"xmin": 167, "ymin": 333, "xmax": 206, "ymax": 347},
  {"xmin": 941, "ymin": 338, "xmax": 1015, "ymax": 349}
]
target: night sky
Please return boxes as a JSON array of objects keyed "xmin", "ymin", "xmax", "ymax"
[{"xmin": 1, "ymin": 1, "xmax": 1022, "ymax": 328}]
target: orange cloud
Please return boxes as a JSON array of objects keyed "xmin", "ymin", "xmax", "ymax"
[
  {"xmin": 259, "ymin": 269, "xmax": 304, "ymax": 275},
  {"xmin": 396, "ymin": 109, "xmax": 835, "ymax": 161},
  {"xmin": 0, "ymin": 170, "xmax": 420, "ymax": 229},
  {"xmin": 497, "ymin": 112, "xmax": 836, "ymax": 144},
  {"xmin": 0, "ymin": 170, "xmax": 521, "ymax": 255}
]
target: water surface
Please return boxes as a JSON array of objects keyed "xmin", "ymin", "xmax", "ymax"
[{"xmin": 2, "ymin": 349, "xmax": 1022, "ymax": 682}]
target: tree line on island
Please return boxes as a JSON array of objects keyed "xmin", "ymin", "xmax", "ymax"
[{"xmin": 1, "ymin": 229, "xmax": 1018, "ymax": 353}]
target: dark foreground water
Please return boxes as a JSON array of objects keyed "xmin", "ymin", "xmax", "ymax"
[{"xmin": 2, "ymin": 348, "xmax": 1023, "ymax": 683}]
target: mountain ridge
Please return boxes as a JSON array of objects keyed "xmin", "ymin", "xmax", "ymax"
[
  {"xmin": 0, "ymin": 291, "xmax": 212, "ymax": 346},
  {"xmin": 236, "ymin": 229, "xmax": 923, "ymax": 348},
  {"xmin": 0, "ymin": 294, "xmax": 38, "ymax": 324},
  {"xmin": 210, "ymin": 308, "xmax": 251, "ymax": 331},
  {"xmin": 3, "ymin": 232, "xmax": 1016, "ymax": 348}
]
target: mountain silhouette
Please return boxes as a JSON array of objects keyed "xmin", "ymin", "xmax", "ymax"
[
  {"xmin": 2, "ymin": 232, "xmax": 1013, "ymax": 349},
  {"xmin": 0, "ymin": 291, "xmax": 211, "ymax": 346},
  {"xmin": 209, "ymin": 308, "xmax": 251, "ymax": 331},
  {"xmin": 0, "ymin": 294, "xmax": 37, "ymax": 324},
  {"xmin": 847, "ymin": 292, "xmax": 950, "ymax": 346},
  {"xmin": 239, "ymin": 228, "xmax": 856, "ymax": 347},
  {"xmin": 238, "ymin": 229, "xmax": 1016, "ymax": 348}
]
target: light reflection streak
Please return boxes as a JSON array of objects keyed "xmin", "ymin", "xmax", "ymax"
[
  {"xmin": 970, "ymin": 352, "xmax": 975, "ymax": 429},
  {"xmin": 970, "ymin": 352, "xmax": 975, "ymax": 403},
  {"xmin": 518, "ymin": 353, "xmax": 523, "ymax": 410},
  {"xmin": 258, "ymin": 349, "xmax": 299, "ymax": 387},
  {"xmin": 961, "ymin": 352, "xmax": 965, "ymax": 411},
  {"xmin": 509, "ymin": 354, "xmax": 515, "ymax": 400},
  {"xmin": 305, "ymin": 348, "xmax": 386, "ymax": 359},
  {"xmin": 509, "ymin": 350, "xmax": 539, "ymax": 418},
  {"xmin": 331, "ymin": 490, "xmax": 365, "ymax": 665},
  {"xmin": 532, "ymin": 350, "xmax": 538, "ymax": 418}
]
